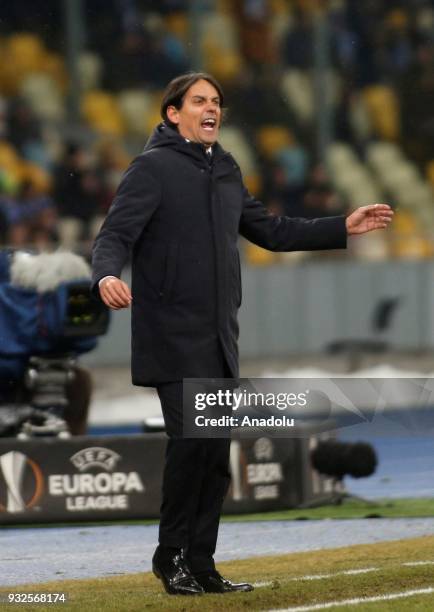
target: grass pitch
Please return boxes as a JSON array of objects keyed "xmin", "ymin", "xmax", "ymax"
[
  {"xmin": 223, "ymin": 497, "xmax": 434, "ymax": 522},
  {"xmin": 2, "ymin": 535, "xmax": 434, "ymax": 611}
]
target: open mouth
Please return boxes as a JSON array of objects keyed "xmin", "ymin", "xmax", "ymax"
[{"xmin": 201, "ymin": 118, "xmax": 217, "ymax": 131}]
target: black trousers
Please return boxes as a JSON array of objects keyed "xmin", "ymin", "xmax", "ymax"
[{"xmin": 156, "ymin": 351, "xmax": 232, "ymax": 573}]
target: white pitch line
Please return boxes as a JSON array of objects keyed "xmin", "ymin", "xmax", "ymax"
[
  {"xmin": 253, "ymin": 566, "xmax": 378, "ymax": 588},
  {"xmin": 254, "ymin": 558, "xmax": 434, "ymax": 589},
  {"xmin": 267, "ymin": 586, "xmax": 434, "ymax": 612},
  {"xmin": 342, "ymin": 567, "xmax": 377, "ymax": 575},
  {"xmin": 403, "ymin": 561, "xmax": 434, "ymax": 567},
  {"xmin": 294, "ymin": 567, "xmax": 378, "ymax": 582}
]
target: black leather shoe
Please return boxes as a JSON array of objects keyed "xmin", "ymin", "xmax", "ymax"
[
  {"xmin": 194, "ymin": 570, "xmax": 254, "ymax": 593},
  {"xmin": 152, "ymin": 546, "xmax": 204, "ymax": 596}
]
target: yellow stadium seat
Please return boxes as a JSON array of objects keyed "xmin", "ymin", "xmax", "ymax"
[
  {"xmin": 0, "ymin": 35, "xmax": 55, "ymax": 96},
  {"xmin": 202, "ymin": 36, "xmax": 223, "ymax": 58},
  {"xmin": 96, "ymin": 115, "xmax": 125, "ymax": 136},
  {"xmin": 202, "ymin": 39, "xmax": 220, "ymax": 60},
  {"xmin": 20, "ymin": 162, "xmax": 52, "ymax": 194},
  {"xmin": 41, "ymin": 52, "xmax": 68, "ymax": 93},
  {"xmin": 244, "ymin": 242, "xmax": 278, "ymax": 265},
  {"xmin": 82, "ymin": 91, "xmax": 126, "ymax": 136},
  {"xmin": 0, "ymin": 144, "xmax": 38, "ymax": 185},
  {"xmin": 165, "ymin": 13, "xmax": 189, "ymax": 41},
  {"xmin": 0, "ymin": 141, "xmax": 20, "ymax": 170},
  {"xmin": 243, "ymin": 173, "xmax": 262, "ymax": 197},
  {"xmin": 0, "ymin": 61, "xmax": 25, "ymax": 95},
  {"xmin": 206, "ymin": 52, "xmax": 243, "ymax": 83},
  {"xmin": 216, "ymin": 0, "xmax": 233, "ymax": 14},
  {"xmin": 390, "ymin": 210, "xmax": 434, "ymax": 258},
  {"xmin": 256, "ymin": 126, "xmax": 294, "ymax": 159},
  {"xmin": 145, "ymin": 96, "xmax": 164, "ymax": 135},
  {"xmin": 363, "ymin": 85, "xmax": 400, "ymax": 141},
  {"xmin": 392, "ymin": 236, "xmax": 434, "ymax": 259},
  {"xmin": 270, "ymin": 0, "xmax": 290, "ymax": 15},
  {"xmin": 0, "ymin": 144, "xmax": 51, "ymax": 192},
  {"xmin": 386, "ymin": 9, "xmax": 408, "ymax": 30},
  {"xmin": 392, "ymin": 211, "xmax": 419, "ymax": 235},
  {"xmin": 6, "ymin": 33, "xmax": 45, "ymax": 74},
  {"xmin": 295, "ymin": 0, "xmax": 317, "ymax": 12},
  {"xmin": 2, "ymin": 162, "xmax": 24, "ymax": 185}
]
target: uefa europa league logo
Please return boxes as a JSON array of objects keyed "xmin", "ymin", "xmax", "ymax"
[{"xmin": 0, "ymin": 451, "xmax": 27, "ymax": 513}]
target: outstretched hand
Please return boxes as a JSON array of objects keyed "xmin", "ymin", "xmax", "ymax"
[
  {"xmin": 99, "ymin": 277, "xmax": 132, "ymax": 310},
  {"xmin": 346, "ymin": 204, "xmax": 394, "ymax": 235}
]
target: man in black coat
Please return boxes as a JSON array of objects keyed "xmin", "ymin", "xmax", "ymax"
[{"xmin": 92, "ymin": 72, "xmax": 393, "ymax": 596}]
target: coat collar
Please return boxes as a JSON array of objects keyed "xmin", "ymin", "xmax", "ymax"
[{"xmin": 144, "ymin": 123, "xmax": 234, "ymax": 171}]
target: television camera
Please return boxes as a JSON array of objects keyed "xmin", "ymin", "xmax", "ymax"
[{"xmin": 0, "ymin": 250, "xmax": 109, "ymax": 438}]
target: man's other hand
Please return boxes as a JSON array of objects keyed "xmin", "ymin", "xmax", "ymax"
[
  {"xmin": 346, "ymin": 204, "xmax": 394, "ymax": 235},
  {"xmin": 99, "ymin": 277, "xmax": 132, "ymax": 309}
]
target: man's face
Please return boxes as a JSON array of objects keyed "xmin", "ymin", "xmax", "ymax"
[{"xmin": 167, "ymin": 79, "xmax": 222, "ymax": 146}]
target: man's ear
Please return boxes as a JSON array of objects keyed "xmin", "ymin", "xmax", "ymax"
[{"xmin": 166, "ymin": 106, "xmax": 179, "ymax": 125}]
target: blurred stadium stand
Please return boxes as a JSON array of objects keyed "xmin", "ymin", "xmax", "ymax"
[{"xmin": 0, "ymin": 0, "xmax": 433, "ymax": 260}]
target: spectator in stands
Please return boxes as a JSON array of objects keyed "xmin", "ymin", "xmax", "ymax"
[
  {"xmin": 104, "ymin": 29, "xmax": 150, "ymax": 91},
  {"xmin": 282, "ymin": 8, "xmax": 314, "ymax": 70},
  {"xmin": 94, "ymin": 139, "xmax": 130, "ymax": 215},
  {"xmin": 54, "ymin": 144, "xmax": 103, "ymax": 248},
  {"xmin": 0, "ymin": 179, "xmax": 56, "ymax": 248},
  {"xmin": 264, "ymin": 145, "xmax": 309, "ymax": 218},
  {"xmin": 0, "ymin": 0, "xmax": 60, "ymax": 41},
  {"xmin": 142, "ymin": 15, "xmax": 190, "ymax": 87},
  {"xmin": 7, "ymin": 98, "xmax": 52, "ymax": 172},
  {"xmin": 303, "ymin": 165, "xmax": 347, "ymax": 219},
  {"xmin": 377, "ymin": 10, "xmax": 413, "ymax": 78},
  {"xmin": 331, "ymin": 5, "xmax": 358, "ymax": 73},
  {"xmin": 266, "ymin": 155, "xmax": 345, "ymax": 221},
  {"xmin": 233, "ymin": 0, "xmax": 275, "ymax": 69},
  {"xmin": 104, "ymin": 22, "xmax": 189, "ymax": 91},
  {"xmin": 345, "ymin": 0, "xmax": 382, "ymax": 87},
  {"xmin": 399, "ymin": 35, "xmax": 434, "ymax": 165},
  {"xmin": 7, "ymin": 98, "xmax": 42, "ymax": 158},
  {"xmin": 226, "ymin": 69, "xmax": 293, "ymax": 126}
]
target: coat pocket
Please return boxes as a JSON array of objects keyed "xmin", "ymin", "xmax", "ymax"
[{"xmin": 160, "ymin": 241, "xmax": 178, "ymax": 304}]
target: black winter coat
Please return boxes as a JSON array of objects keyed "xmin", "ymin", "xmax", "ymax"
[{"xmin": 92, "ymin": 123, "xmax": 347, "ymax": 386}]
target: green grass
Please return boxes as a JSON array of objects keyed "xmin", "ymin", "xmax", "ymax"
[
  {"xmin": 223, "ymin": 497, "xmax": 434, "ymax": 522},
  {"xmin": 2, "ymin": 497, "xmax": 434, "ymax": 529},
  {"xmin": 2, "ymin": 536, "xmax": 434, "ymax": 611}
]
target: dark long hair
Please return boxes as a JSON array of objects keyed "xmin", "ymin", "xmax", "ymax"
[{"xmin": 160, "ymin": 72, "xmax": 225, "ymax": 129}]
